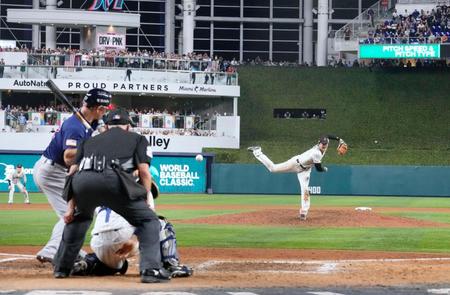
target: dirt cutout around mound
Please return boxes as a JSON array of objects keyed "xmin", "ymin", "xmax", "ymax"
[{"xmin": 178, "ymin": 207, "xmax": 449, "ymax": 227}]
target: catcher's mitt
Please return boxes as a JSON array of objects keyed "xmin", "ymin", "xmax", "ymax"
[{"xmin": 337, "ymin": 140, "xmax": 348, "ymax": 156}]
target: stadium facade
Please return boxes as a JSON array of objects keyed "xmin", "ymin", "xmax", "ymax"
[{"xmin": 0, "ymin": 0, "xmax": 380, "ymax": 63}]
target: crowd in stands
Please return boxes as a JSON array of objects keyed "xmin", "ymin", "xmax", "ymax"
[
  {"xmin": 328, "ymin": 56, "xmax": 450, "ymax": 68},
  {"xmin": 0, "ymin": 104, "xmax": 224, "ymax": 136},
  {"xmin": 0, "ymin": 46, "xmax": 239, "ymax": 74},
  {"xmin": 362, "ymin": 5, "xmax": 450, "ymax": 44}
]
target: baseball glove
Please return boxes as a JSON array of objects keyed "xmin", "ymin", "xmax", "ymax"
[{"xmin": 337, "ymin": 139, "xmax": 348, "ymax": 156}]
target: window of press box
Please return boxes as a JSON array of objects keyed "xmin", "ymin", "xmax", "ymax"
[{"xmin": 273, "ymin": 108, "xmax": 327, "ymax": 119}]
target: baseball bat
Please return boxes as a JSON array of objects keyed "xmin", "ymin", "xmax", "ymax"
[{"xmin": 46, "ymin": 80, "xmax": 93, "ymax": 131}]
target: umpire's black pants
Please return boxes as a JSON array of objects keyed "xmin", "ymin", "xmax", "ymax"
[{"xmin": 53, "ymin": 170, "xmax": 161, "ymax": 274}]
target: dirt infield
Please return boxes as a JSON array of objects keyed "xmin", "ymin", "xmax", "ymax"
[{"xmin": 1, "ymin": 204, "xmax": 450, "ymax": 289}]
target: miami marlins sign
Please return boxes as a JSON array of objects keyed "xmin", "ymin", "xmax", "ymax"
[{"xmin": 88, "ymin": 0, "xmax": 124, "ymax": 11}]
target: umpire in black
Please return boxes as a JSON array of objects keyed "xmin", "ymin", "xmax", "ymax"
[{"xmin": 53, "ymin": 108, "xmax": 170, "ymax": 283}]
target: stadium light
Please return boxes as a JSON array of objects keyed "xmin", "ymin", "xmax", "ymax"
[{"xmin": 57, "ymin": 0, "xmax": 64, "ymax": 7}]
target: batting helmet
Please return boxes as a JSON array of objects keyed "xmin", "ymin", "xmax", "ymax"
[{"xmin": 83, "ymin": 88, "xmax": 112, "ymax": 107}]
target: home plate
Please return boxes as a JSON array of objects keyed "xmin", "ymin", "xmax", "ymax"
[{"xmin": 355, "ymin": 207, "xmax": 372, "ymax": 211}]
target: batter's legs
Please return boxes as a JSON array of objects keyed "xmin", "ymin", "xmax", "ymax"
[{"xmin": 33, "ymin": 158, "xmax": 85, "ymax": 261}]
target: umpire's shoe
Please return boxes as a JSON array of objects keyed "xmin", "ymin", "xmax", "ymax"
[
  {"xmin": 141, "ymin": 268, "xmax": 171, "ymax": 283},
  {"xmin": 54, "ymin": 268, "xmax": 71, "ymax": 279}
]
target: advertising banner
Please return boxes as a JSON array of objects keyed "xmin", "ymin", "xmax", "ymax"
[
  {"xmin": 0, "ymin": 154, "xmax": 40, "ymax": 193},
  {"xmin": 151, "ymin": 156, "xmax": 207, "ymax": 193},
  {"xmin": 31, "ymin": 112, "xmax": 43, "ymax": 126},
  {"xmin": 0, "ymin": 79, "xmax": 240, "ymax": 98},
  {"xmin": 0, "ymin": 154, "xmax": 206, "ymax": 194},
  {"xmin": 185, "ymin": 116, "xmax": 195, "ymax": 129},
  {"xmin": 140, "ymin": 114, "xmax": 152, "ymax": 128},
  {"xmin": 359, "ymin": 44, "xmax": 440, "ymax": 59},
  {"xmin": 96, "ymin": 34, "xmax": 126, "ymax": 51},
  {"xmin": 164, "ymin": 115, "xmax": 175, "ymax": 129},
  {"xmin": 59, "ymin": 113, "xmax": 72, "ymax": 126}
]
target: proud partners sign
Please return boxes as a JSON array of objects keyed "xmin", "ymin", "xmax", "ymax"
[{"xmin": 0, "ymin": 79, "xmax": 240, "ymax": 97}]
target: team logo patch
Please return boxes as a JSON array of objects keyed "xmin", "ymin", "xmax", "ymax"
[
  {"xmin": 65, "ymin": 139, "xmax": 77, "ymax": 147},
  {"xmin": 146, "ymin": 146, "xmax": 153, "ymax": 158}
]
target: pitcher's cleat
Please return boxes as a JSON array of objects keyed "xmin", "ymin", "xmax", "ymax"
[{"xmin": 247, "ymin": 146, "xmax": 261, "ymax": 152}]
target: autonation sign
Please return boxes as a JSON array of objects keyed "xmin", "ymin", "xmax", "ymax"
[{"xmin": 359, "ymin": 44, "xmax": 440, "ymax": 59}]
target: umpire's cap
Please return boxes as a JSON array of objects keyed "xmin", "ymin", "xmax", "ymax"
[
  {"xmin": 83, "ymin": 88, "xmax": 112, "ymax": 107},
  {"xmin": 318, "ymin": 136, "xmax": 330, "ymax": 145},
  {"xmin": 104, "ymin": 108, "xmax": 136, "ymax": 127}
]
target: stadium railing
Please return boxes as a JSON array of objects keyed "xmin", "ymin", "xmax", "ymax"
[{"xmin": 0, "ymin": 64, "xmax": 239, "ymax": 86}]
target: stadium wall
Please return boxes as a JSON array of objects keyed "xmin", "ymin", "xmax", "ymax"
[{"xmin": 211, "ymin": 164, "xmax": 450, "ymax": 197}]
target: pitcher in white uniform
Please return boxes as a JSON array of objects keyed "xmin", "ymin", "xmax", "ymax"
[
  {"xmin": 7, "ymin": 164, "xmax": 30, "ymax": 204},
  {"xmin": 248, "ymin": 135, "xmax": 345, "ymax": 220}
]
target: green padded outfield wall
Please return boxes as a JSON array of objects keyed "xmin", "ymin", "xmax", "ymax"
[{"xmin": 212, "ymin": 164, "xmax": 450, "ymax": 196}]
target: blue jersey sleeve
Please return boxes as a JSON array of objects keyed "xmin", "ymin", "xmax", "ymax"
[{"xmin": 62, "ymin": 126, "xmax": 86, "ymax": 151}]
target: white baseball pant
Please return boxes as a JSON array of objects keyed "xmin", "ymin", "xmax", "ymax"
[
  {"xmin": 8, "ymin": 181, "xmax": 29, "ymax": 204},
  {"xmin": 90, "ymin": 226, "xmax": 137, "ymax": 270},
  {"xmin": 254, "ymin": 151, "xmax": 312, "ymax": 216}
]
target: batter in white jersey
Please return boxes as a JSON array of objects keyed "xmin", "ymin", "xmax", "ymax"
[
  {"xmin": 249, "ymin": 135, "xmax": 345, "ymax": 220},
  {"xmin": 7, "ymin": 164, "xmax": 30, "ymax": 204}
]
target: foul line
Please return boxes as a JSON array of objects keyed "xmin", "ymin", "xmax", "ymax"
[{"xmin": 0, "ymin": 253, "xmax": 36, "ymax": 258}]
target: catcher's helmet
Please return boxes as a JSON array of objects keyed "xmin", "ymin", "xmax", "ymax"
[{"xmin": 83, "ymin": 88, "xmax": 112, "ymax": 107}]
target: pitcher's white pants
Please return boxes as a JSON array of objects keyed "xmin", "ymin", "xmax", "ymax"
[{"xmin": 254, "ymin": 151, "xmax": 312, "ymax": 216}]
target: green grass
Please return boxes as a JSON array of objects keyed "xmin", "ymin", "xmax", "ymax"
[
  {"xmin": 1, "ymin": 193, "xmax": 450, "ymax": 253},
  {"xmin": 383, "ymin": 211, "xmax": 450, "ymax": 224},
  {"xmin": 208, "ymin": 66, "xmax": 450, "ymax": 165},
  {"xmin": 4, "ymin": 193, "xmax": 450, "ymax": 208},
  {"xmin": 173, "ymin": 225, "xmax": 450, "ymax": 253}
]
